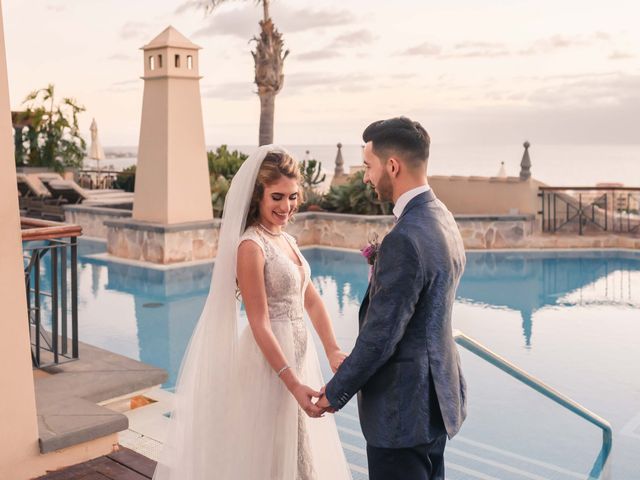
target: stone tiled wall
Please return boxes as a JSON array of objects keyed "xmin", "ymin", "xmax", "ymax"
[
  {"xmin": 64, "ymin": 205, "xmax": 132, "ymax": 238},
  {"xmin": 455, "ymin": 215, "xmax": 535, "ymax": 249},
  {"xmin": 287, "ymin": 213, "xmax": 396, "ymax": 249},
  {"xmin": 287, "ymin": 213, "xmax": 536, "ymax": 250},
  {"xmin": 67, "ymin": 206, "xmax": 638, "ymax": 265},
  {"xmin": 104, "ymin": 218, "xmax": 220, "ymax": 264}
]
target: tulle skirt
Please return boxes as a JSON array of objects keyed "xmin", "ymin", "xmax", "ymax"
[{"xmin": 153, "ymin": 318, "xmax": 352, "ymax": 480}]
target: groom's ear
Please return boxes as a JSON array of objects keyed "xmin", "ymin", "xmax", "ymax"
[{"xmin": 387, "ymin": 157, "xmax": 400, "ymax": 177}]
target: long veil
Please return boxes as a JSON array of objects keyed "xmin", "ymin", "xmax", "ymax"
[{"xmin": 153, "ymin": 144, "xmax": 289, "ymax": 480}]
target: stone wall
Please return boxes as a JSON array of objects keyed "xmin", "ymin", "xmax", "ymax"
[
  {"xmin": 455, "ymin": 215, "xmax": 535, "ymax": 249},
  {"xmin": 66, "ymin": 206, "xmax": 638, "ymax": 265},
  {"xmin": 105, "ymin": 218, "xmax": 220, "ymax": 264},
  {"xmin": 286, "ymin": 212, "xmax": 535, "ymax": 249},
  {"xmin": 287, "ymin": 213, "xmax": 396, "ymax": 249},
  {"xmin": 65, "ymin": 205, "xmax": 132, "ymax": 239}
]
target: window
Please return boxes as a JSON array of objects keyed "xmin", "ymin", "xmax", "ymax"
[
  {"xmin": 149, "ymin": 56, "xmax": 155, "ymax": 70},
  {"xmin": 187, "ymin": 55, "xmax": 193, "ymax": 70},
  {"xmin": 158, "ymin": 54, "xmax": 163, "ymax": 68},
  {"xmin": 175, "ymin": 54, "xmax": 180, "ymax": 68}
]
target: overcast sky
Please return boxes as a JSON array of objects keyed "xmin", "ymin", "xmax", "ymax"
[{"xmin": 3, "ymin": 0, "xmax": 639, "ymax": 146}]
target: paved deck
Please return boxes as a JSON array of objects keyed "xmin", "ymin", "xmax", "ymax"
[
  {"xmin": 35, "ymin": 446, "xmax": 156, "ymax": 479},
  {"xmin": 35, "ymin": 340, "xmax": 167, "ymax": 453}
]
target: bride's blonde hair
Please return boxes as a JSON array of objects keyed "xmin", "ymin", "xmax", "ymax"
[{"xmin": 246, "ymin": 151, "xmax": 303, "ymax": 226}]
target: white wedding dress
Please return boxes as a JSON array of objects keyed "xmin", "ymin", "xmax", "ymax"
[
  {"xmin": 232, "ymin": 226, "xmax": 352, "ymax": 479},
  {"xmin": 153, "ymin": 145, "xmax": 352, "ymax": 480}
]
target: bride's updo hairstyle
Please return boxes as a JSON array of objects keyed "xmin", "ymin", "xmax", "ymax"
[{"xmin": 246, "ymin": 151, "xmax": 303, "ymax": 226}]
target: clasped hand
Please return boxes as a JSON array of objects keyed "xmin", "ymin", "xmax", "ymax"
[
  {"xmin": 294, "ymin": 350, "xmax": 346, "ymax": 418},
  {"xmin": 292, "ymin": 384, "xmax": 336, "ymax": 418}
]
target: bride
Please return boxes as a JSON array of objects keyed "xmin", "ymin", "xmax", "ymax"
[{"xmin": 153, "ymin": 145, "xmax": 353, "ymax": 480}]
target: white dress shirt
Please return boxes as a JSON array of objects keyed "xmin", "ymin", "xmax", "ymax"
[{"xmin": 392, "ymin": 185, "xmax": 431, "ymax": 219}]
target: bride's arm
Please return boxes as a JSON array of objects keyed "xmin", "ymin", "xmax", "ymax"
[
  {"xmin": 237, "ymin": 240, "xmax": 323, "ymax": 417},
  {"xmin": 304, "ymin": 282, "xmax": 347, "ymax": 373}
]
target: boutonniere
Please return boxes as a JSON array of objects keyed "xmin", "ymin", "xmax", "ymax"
[{"xmin": 361, "ymin": 233, "xmax": 380, "ymax": 280}]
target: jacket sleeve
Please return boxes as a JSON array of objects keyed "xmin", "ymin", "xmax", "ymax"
[{"xmin": 325, "ymin": 230, "xmax": 423, "ymax": 409}]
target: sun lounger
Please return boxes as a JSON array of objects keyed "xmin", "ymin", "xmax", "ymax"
[{"xmin": 45, "ymin": 179, "xmax": 133, "ymax": 206}]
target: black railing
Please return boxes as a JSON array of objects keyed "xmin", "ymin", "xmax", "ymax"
[
  {"xmin": 22, "ymin": 218, "xmax": 82, "ymax": 367},
  {"xmin": 539, "ymin": 187, "xmax": 640, "ymax": 235}
]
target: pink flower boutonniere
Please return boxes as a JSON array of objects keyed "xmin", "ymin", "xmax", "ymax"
[{"xmin": 361, "ymin": 233, "xmax": 380, "ymax": 280}]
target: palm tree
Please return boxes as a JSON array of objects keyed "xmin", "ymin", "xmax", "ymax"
[{"xmin": 207, "ymin": 0, "xmax": 289, "ymax": 145}]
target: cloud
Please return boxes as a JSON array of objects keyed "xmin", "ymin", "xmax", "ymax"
[
  {"xmin": 45, "ymin": 3, "xmax": 65, "ymax": 12},
  {"xmin": 120, "ymin": 22, "xmax": 152, "ymax": 41},
  {"xmin": 203, "ymin": 81, "xmax": 255, "ymax": 101},
  {"xmin": 401, "ymin": 42, "xmax": 442, "ymax": 56},
  {"xmin": 193, "ymin": 3, "xmax": 356, "ymax": 39},
  {"xmin": 175, "ymin": 0, "xmax": 204, "ymax": 15},
  {"xmin": 293, "ymin": 30, "xmax": 375, "ymax": 63},
  {"xmin": 402, "ymin": 41, "xmax": 509, "ymax": 58},
  {"xmin": 201, "ymin": 73, "xmax": 372, "ymax": 100},
  {"xmin": 105, "ymin": 79, "xmax": 141, "ymax": 93},
  {"xmin": 454, "ymin": 41, "xmax": 506, "ymax": 50},
  {"xmin": 523, "ymin": 72, "xmax": 640, "ymax": 108},
  {"xmin": 609, "ymin": 51, "xmax": 634, "ymax": 60},
  {"xmin": 330, "ymin": 30, "xmax": 376, "ymax": 48},
  {"xmin": 296, "ymin": 50, "xmax": 341, "ymax": 62},
  {"xmin": 520, "ymin": 32, "xmax": 612, "ymax": 55},
  {"xmin": 407, "ymin": 32, "xmax": 615, "ymax": 59},
  {"xmin": 192, "ymin": 5, "xmax": 260, "ymax": 39},
  {"xmin": 281, "ymin": 71, "xmax": 374, "ymax": 96},
  {"xmin": 442, "ymin": 48, "xmax": 510, "ymax": 59}
]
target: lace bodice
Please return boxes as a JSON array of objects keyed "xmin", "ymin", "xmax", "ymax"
[{"xmin": 239, "ymin": 226, "xmax": 310, "ymax": 322}]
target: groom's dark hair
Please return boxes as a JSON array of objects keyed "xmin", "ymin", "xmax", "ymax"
[{"xmin": 362, "ymin": 116, "xmax": 430, "ymax": 170}]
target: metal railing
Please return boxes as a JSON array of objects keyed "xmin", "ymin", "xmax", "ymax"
[
  {"xmin": 539, "ymin": 186, "xmax": 640, "ymax": 235},
  {"xmin": 453, "ymin": 330, "xmax": 612, "ymax": 479},
  {"xmin": 76, "ymin": 168, "xmax": 134, "ymax": 191},
  {"xmin": 22, "ymin": 218, "xmax": 82, "ymax": 367}
]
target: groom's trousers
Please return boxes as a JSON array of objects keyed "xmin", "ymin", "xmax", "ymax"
[{"xmin": 366, "ymin": 434, "xmax": 447, "ymax": 480}]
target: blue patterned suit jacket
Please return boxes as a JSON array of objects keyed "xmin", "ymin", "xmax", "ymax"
[{"xmin": 325, "ymin": 190, "xmax": 467, "ymax": 448}]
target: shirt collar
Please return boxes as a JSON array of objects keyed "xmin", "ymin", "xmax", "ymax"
[{"xmin": 392, "ymin": 184, "xmax": 431, "ymax": 219}]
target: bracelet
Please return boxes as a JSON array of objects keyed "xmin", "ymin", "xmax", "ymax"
[{"xmin": 276, "ymin": 365, "xmax": 291, "ymax": 377}]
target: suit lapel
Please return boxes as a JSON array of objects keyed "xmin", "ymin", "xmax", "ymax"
[
  {"xmin": 358, "ymin": 283, "xmax": 370, "ymax": 329},
  {"xmin": 358, "ymin": 190, "xmax": 435, "ymax": 330}
]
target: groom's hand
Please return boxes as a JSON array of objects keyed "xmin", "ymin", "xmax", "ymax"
[
  {"xmin": 315, "ymin": 386, "xmax": 336, "ymax": 414},
  {"xmin": 292, "ymin": 384, "xmax": 324, "ymax": 418}
]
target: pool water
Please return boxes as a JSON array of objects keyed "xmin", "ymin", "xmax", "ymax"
[{"xmin": 37, "ymin": 241, "xmax": 640, "ymax": 479}]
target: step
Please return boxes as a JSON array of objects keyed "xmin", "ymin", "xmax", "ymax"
[{"xmin": 35, "ymin": 340, "xmax": 167, "ymax": 453}]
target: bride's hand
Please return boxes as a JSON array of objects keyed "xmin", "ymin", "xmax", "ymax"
[
  {"xmin": 291, "ymin": 384, "xmax": 324, "ymax": 418},
  {"xmin": 327, "ymin": 349, "xmax": 348, "ymax": 373}
]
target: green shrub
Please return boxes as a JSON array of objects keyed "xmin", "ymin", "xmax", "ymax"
[
  {"xmin": 14, "ymin": 84, "xmax": 86, "ymax": 172},
  {"xmin": 208, "ymin": 145, "xmax": 248, "ymax": 180},
  {"xmin": 321, "ymin": 170, "xmax": 391, "ymax": 215},
  {"xmin": 210, "ymin": 175, "xmax": 230, "ymax": 218},
  {"xmin": 208, "ymin": 146, "xmax": 248, "ymax": 217},
  {"xmin": 114, "ymin": 165, "xmax": 136, "ymax": 192}
]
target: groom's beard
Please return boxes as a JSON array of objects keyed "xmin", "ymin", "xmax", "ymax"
[{"xmin": 374, "ymin": 171, "xmax": 393, "ymax": 202}]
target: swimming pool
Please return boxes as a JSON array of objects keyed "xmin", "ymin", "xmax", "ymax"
[{"xmin": 39, "ymin": 241, "xmax": 640, "ymax": 479}]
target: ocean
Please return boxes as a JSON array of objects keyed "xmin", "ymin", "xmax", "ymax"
[{"xmin": 98, "ymin": 144, "xmax": 640, "ymax": 187}]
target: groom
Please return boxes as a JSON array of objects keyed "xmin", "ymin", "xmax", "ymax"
[{"xmin": 317, "ymin": 117, "xmax": 467, "ymax": 480}]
